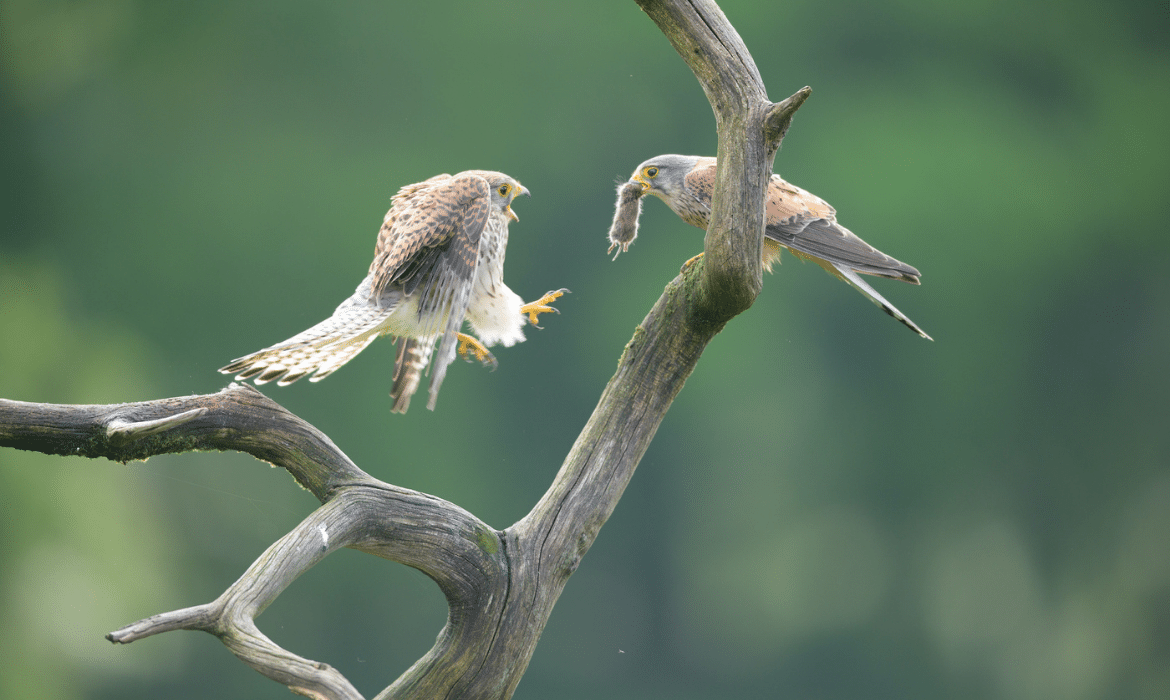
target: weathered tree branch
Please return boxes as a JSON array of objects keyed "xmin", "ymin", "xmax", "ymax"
[
  {"xmin": 0, "ymin": 383, "xmax": 367, "ymax": 499},
  {"xmin": 764, "ymin": 85, "xmax": 813, "ymax": 147},
  {"xmin": 108, "ymin": 495, "xmax": 368, "ymax": 700},
  {"xmin": 635, "ymin": 1, "xmax": 810, "ymax": 323},
  {"xmin": 0, "ymin": 384, "xmax": 506, "ymax": 700},
  {"xmin": 0, "ymin": 1, "xmax": 810, "ymax": 698}
]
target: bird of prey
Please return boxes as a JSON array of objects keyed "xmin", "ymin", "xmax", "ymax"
[
  {"xmin": 613, "ymin": 154, "xmax": 930, "ymax": 340},
  {"xmin": 221, "ymin": 170, "xmax": 567, "ymax": 413}
]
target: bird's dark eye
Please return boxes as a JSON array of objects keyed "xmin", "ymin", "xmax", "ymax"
[
  {"xmin": 644, "ymin": 166, "xmax": 659, "ymax": 178},
  {"xmin": 498, "ymin": 184, "xmax": 510, "ymax": 196}
]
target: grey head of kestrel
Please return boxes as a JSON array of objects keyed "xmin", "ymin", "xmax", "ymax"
[{"xmin": 618, "ymin": 154, "xmax": 930, "ymax": 340}]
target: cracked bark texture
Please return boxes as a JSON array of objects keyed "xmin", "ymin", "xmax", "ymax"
[{"xmin": 0, "ymin": 1, "xmax": 810, "ymax": 698}]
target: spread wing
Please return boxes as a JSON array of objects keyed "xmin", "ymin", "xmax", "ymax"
[
  {"xmin": 367, "ymin": 172, "xmax": 493, "ymax": 408},
  {"xmin": 369, "ymin": 172, "xmax": 490, "ymax": 301}
]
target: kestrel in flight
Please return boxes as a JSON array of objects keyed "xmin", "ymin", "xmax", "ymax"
[
  {"xmin": 221, "ymin": 170, "xmax": 567, "ymax": 413},
  {"xmin": 611, "ymin": 154, "xmax": 930, "ymax": 340}
]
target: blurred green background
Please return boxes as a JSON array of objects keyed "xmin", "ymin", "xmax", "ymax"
[{"xmin": 2, "ymin": 1, "xmax": 1167, "ymax": 698}]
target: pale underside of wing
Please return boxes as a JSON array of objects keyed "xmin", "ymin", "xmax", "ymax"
[{"xmin": 218, "ymin": 282, "xmax": 400, "ymax": 385}]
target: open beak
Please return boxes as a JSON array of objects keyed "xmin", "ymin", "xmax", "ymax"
[
  {"xmin": 506, "ymin": 185, "xmax": 530, "ymax": 222},
  {"xmin": 630, "ymin": 174, "xmax": 651, "ymax": 192}
]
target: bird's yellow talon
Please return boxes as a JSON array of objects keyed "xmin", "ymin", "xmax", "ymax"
[
  {"xmin": 457, "ymin": 333, "xmax": 497, "ymax": 369},
  {"xmin": 520, "ymin": 288, "xmax": 569, "ymax": 327},
  {"xmin": 680, "ymin": 252, "xmax": 705, "ymax": 272}
]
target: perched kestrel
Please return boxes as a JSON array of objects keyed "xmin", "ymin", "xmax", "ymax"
[
  {"xmin": 612, "ymin": 154, "xmax": 930, "ymax": 340},
  {"xmin": 221, "ymin": 170, "xmax": 566, "ymax": 413}
]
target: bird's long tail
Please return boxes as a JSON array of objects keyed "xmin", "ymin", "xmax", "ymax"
[
  {"xmin": 832, "ymin": 263, "xmax": 932, "ymax": 340},
  {"xmin": 220, "ymin": 291, "xmax": 397, "ymax": 385},
  {"xmin": 389, "ymin": 337, "xmax": 435, "ymax": 414}
]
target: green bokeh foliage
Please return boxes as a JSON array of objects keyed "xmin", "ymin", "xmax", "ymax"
[{"xmin": 2, "ymin": 1, "xmax": 1167, "ymax": 698}]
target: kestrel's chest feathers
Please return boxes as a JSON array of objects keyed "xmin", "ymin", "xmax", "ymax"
[
  {"xmin": 473, "ymin": 217, "xmax": 508, "ymax": 296},
  {"xmin": 674, "ymin": 197, "xmax": 712, "ymax": 229},
  {"xmin": 671, "ymin": 177, "xmax": 714, "ymax": 229},
  {"xmin": 464, "ymin": 217, "xmax": 526, "ymax": 348}
]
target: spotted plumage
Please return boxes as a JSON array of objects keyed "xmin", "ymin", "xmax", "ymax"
[
  {"xmin": 220, "ymin": 169, "xmax": 567, "ymax": 412},
  {"xmin": 624, "ymin": 154, "xmax": 931, "ymax": 340}
]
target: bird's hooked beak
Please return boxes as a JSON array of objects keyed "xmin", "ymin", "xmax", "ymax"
[
  {"xmin": 507, "ymin": 184, "xmax": 530, "ymax": 222},
  {"xmin": 630, "ymin": 173, "xmax": 651, "ymax": 193}
]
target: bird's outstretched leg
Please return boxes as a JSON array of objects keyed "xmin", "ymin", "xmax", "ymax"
[
  {"xmin": 520, "ymin": 288, "xmax": 569, "ymax": 328},
  {"xmin": 457, "ymin": 333, "xmax": 498, "ymax": 370}
]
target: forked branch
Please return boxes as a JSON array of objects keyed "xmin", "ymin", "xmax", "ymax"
[
  {"xmin": 635, "ymin": 0, "xmax": 810, "ymax": 319},
  {"xmin": 0, "ymin": 1, "xmax": 809, "ymax": 698}
]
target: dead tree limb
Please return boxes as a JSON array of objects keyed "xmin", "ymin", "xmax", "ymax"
[{"xmin": 0, "ymin": 1, "xmax": 809, "ymax": 698}]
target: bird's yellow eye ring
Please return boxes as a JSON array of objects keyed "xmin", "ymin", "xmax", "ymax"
[
  {"xmin": 644, "ymin": 166, "xmax": 659, "ymax": 178},
  {"xmin": 498, "ymin": 184, "xmax": 511, "ymax": 196}
]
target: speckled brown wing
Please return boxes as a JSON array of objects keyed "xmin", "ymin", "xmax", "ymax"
[
  {"xmin": 764, "ymin": 175, "xmax": 920, "ymax": 283},
  {"xmin": 365, "ymin": 171, "xmax": 497, "ymax": 409},
  {"xmin": 368, "ymin": 172, "xmax": 491, "ymax": 301}
]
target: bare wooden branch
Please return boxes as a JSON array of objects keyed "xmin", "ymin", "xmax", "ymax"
[
  {"xmin": 0, "ymin": 383, "xmax": 367, "ymax": 500},
  {"xmin": 635, "ymin": 0, "xmax": 809, "ymax": 323},
  {"xmin": 764, "ymin": 85, "xmax": 813, "ymax": 151},
  {"xmin": 107, "ymin": 406, "xmax": 209, "ymax": 440},
  {"xmin": 372, "ymin": 2, "xmax": 814, "ymax": 695},
  {"xmin": 0, "ymin": 2, "xmax": 810, "ymax": 698},
  {"xmin": 109, "ymin": 495, "xmax": 371, "ymax": 700},
  {"xmin": 634, "ymin": 0, "xmax": 766, "ymax": 117},
  {"xmin": 1, "ymin": 386, "xmax": 505, "ymax": 699}
]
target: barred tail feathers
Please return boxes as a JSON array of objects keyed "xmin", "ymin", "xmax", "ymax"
[
  {"xmin": 424, "ymin": 264, "xmax": 476, "ymax": 411},
  {"xmin": 220, "ymin": 292, "xmax": 397, "ymax": 385},
  {"xmin": 389, "ymin": 337, "xmax": 435, "ymax": 414}
]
